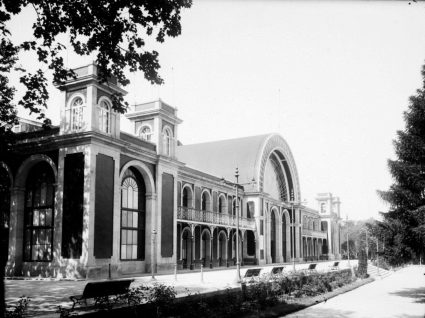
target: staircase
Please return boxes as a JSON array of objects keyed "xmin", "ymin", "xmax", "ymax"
[{"xmin": 367, "ymin": 263, "xmax": 392, "ymax": 279}]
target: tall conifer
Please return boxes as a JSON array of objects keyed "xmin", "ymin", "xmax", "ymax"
[{"xmin": 379, "ymin": 65, "xmax": 425, "ymax": 263}]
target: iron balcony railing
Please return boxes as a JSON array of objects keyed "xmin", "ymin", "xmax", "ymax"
[
  {"xmin": 301, "ymin": 228, "xmax": 327, "ymax": 239},
  {"xmin": 177, "ymin": 206, "xmax": 256, "ymax": 230}
]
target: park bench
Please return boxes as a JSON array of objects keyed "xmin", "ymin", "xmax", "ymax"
[
  {"xmin": 70, "ymin": 279, "xmax": 134, "ymax": 309},
  {"xmin": 303, "ymin": 263, "xmax": 317, "ymax": 274},
  {"xmin": 271, "ymin": 266, "xmax": 285, "ymax": 276},
  {"xmin": 243, "ymin": 268, "xmax": 262, "ymax": 283},
  {"xmin": 329, "ymin": 261, "xmax": 340, "ymax": 271}
]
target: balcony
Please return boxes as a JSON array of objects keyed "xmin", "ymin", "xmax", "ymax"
[
  {"xmin": 301, "ymin": 228, "xmax": 327, "ymax": 239},
  {"xmin": 177, "ymin": 206, "xmax": 256, "ymax": 231}
]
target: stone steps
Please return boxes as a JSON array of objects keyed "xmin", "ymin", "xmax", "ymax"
[{"xmin": 367, "ymin": 264, "xmax": 392, "ymax": 278}]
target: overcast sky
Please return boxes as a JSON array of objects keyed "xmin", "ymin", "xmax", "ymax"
[{"xmin": 10, "ymin": 0, "xmax": 425, "ymax": 220}]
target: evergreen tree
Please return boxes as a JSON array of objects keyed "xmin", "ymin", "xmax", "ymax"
[{"xmin": 378, "ymin": 64, "xmax": 425, "ymax": 264}]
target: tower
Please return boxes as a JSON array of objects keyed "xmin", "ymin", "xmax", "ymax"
[
  {"xmin": 125, "ymin": 99, "xmax": 182, "ymax": 158},
  {"xmin": 316, "ymin": 193, "xmax": 341, "ymax": 260},
  {"xmin": 56, "ymin": 63, "xmax": 127, "ymax": 138}
]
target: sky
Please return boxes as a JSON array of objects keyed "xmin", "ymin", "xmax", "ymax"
[{"xmin": 8, "ymin": 0, "xmax": 425, "ymax": 220}]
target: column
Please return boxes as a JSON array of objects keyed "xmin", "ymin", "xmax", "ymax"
[
  {"xmin": 6, "ymin": 187, "xmax": 25, "ymax": 275},
  {"xmin": 276, "ymin": 216, "xmax": 283, "ymax": 263},
  {"xmin": 210, "ymin": 235, "xmax": 214, "ymax": 268},
  {"xmin": 82, "ymin": 146, "xmax": 96, "ymax": 268},
  {"xmin": 266, "ymin": 214, "xmax": 271, "ymax": 263},
  {"xmin": 52, "ymin": 149, "xmax": 65, "ymax": 274},
  {"xmin": 146, "ymin": 192, "xmax": 158, "ymax": 271},
  {"xmin": 295, "ymin": 226, "xmax": 301, "ymax": 260},
  {"xmin": 226, "ymin": 237, "xmax": 230, "ymax": 267},
  {"xmin": 286, "ymin": 223, "xmax": 291, "ymax": 261}
]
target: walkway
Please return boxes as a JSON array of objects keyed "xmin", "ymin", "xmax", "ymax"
[
  {"xmin": 5, "ymin": 260, "xmax": 355, "ymax": 317},
  {"xmin": 284, "ymin": 265, "xmax": 425, "ymax": 318}
]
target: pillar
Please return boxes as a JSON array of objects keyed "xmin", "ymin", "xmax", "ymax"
[{"xmin": 6, "ymin": 187, "xmax": 25, "ymax": 275}]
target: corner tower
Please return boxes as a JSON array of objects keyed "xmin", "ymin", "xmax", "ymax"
[
  {"xmin": 56, "ymin": 63, "xmax": 127, "ymax": 138},
  {"xmin": 125, "ymin": 99, "xmax": 182, "ymax": 158},
  {"xmin": 316, "ymin": 193, "xmax": 341, "ymax": 260}
]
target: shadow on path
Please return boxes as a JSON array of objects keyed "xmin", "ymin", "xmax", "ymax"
[
  {"xmin": 389, "ymin": 286, "xmax": 425, "ymax": 304},
  {"xmin": 283, "ymin": 307, "xmax": 356, "ymax": 317}
]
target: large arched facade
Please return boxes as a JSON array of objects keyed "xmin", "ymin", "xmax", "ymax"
[{"xmin": 3, "ymin": 65, "xmax": 340, "ymax": 279}]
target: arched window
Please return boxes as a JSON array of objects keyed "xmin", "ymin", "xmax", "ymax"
[
  {"xmin": 24, "ymin": 162, "xmax": 55, "ymax": 261},
  {"xmin": 218, "ymin": 195, "xmax": 225, "ymax": 213},
  {"xmin": 66, "ymin": 95, "xmax": 85, "ymax": 131},
  {"xmin": 182, "ymin": 188, "xmax": 189, "ymax": 208},
  {"xmin": 182, "ymin": 186, "xmax": 192, "ymax": 208},
  {"xmin": 98, "ymin": 99, "xmax": 111, "ymax": 133},
  {"xmin": 232, "ymin": 198, "xmax": 241, "ymax": 216},
  {"xmin": 120, "ymin": 168, "xmax": 145, "ymax": 260},
  {"xmin": 71, "ymin": 97, "xmax": 84, "ymax": 130},
  {"xmin": 139, "ymin": 125, "xmax": 152, "ymax": 141},
  {"xmin": 201, "ymin": 191, "xmax": 210, "ymax": 211},
  {"xmin": 163, "ymin": 127, "xmax": 172, "ymax": 156}
]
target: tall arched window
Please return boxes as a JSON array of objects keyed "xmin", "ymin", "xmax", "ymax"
[
  {"xmin": 24, "ymin": 162, "xmax": 55, "ymax": 261},
  {"xmin": 218, "ymin": 195, "xmax": 225, "ymax": 213},
  {"xmin": 66, "ymin": 95, "xmax": 85, "ymax": 131},
  {"xmin": 163, "ymin": 127, "xmax": 172, "ymax": 156},
  {"xmin": 98, "ymin": 99, "xmax": 111, "ymax": 133},
  {"xmin": 201, "ymin": 190, "xmax": 211, "ymax": 212},
  {"xmin": 121, "ymin": 168, "xmax": 145, "ymax": 260},
  {"xmin": 139, "ymin": 125, "xmax": 152, "ymax": 142},
  {"xmin": 71, "ymin": 97, "xmax": 84, "ymax": 130},
  {"xmin": 182, "ymin": 186, "xmax": 192, "ymax": 208}
]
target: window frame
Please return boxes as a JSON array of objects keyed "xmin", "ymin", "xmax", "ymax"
[
  {"xmin": 162, "ymin": 126, "xmax": 173, "ymax": 156},
  {"xmin": 23, "ymin": 164, "xmax": 55, "ymax": 262},
  {"xmin": 120, "ymin": 171, "xmax": 145, "ymax": 261},
  {"xmin": 97, "ymin": 97, "xmax": 112, "ymax": 134},
  {"xmin": 137, "ymin": 124, "xmax": 153, "ymax": 142},
  {"xmin": 66, "ymin": 94, "xmax": 86, "ymax": 131}
]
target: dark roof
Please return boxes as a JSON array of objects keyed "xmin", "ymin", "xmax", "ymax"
[{"xmin": 177, "ymin": 134, "xmax": 272, "ymax": 184}]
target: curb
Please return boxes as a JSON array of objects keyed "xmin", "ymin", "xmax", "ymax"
[{"xmin": 245, "ymin": 277, "xmax": 375, "ymax": 317}]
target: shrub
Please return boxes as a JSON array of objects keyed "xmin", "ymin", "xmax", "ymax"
[
  {"xmin": 270, "ymin": 269, "xmax": 354, "ymax": 299},
  {"xmin": 357, "ymin": 249, "xmax": 368, "ymax": 278},
  {"xmin": 5, "ymin": 297, "xmax": 30, "ymax": 318},
  {"xmin": 244, "ymin": 279, "xmax": 279, "ymax": 310}
]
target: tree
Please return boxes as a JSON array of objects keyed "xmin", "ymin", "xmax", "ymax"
[
  {"xmin": 0, "ymin": 1, "xmax": 192, "ymax": 315},
  {"xmin": 378, "ymin": 64, "xmax": 425, "ymax": 265},
  {"xmin": 0, "ymin": 0, "xmax": 192, "ymax": 141},
  {"xmin": 340, "ymin": 218, "xmax": 375, "ymax": 259}
]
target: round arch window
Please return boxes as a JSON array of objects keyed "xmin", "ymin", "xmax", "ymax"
[
  {"xmin": 139, "ymin": 125, "xmax": 152, "ymax": 141},
  {"xmin": 98, "ymin": 99, "xmax": 111, "ymax": 133}
]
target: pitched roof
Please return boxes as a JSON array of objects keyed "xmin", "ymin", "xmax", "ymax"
[{"xmin": 176, "ymin": 134, "xmax": 272, "ymax": 184}]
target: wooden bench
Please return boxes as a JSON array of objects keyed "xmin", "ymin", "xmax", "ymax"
[
  {"xmin": 271, "ymin": 266, "xmax": 284, "ymax": 275},
  {"xmin": 243, "ymin": 268, "xmax": 262, "ymax": 282},
  {"xmin": 70, "ymin": 279, "xmax": 134, "ymax": 309},
  {"xmin": 304, "ymin": 263, "xmax": 317, "ymax": 274},
  {"xmin": 329, "ymin": 261, "xmax": 339, "ymax": 271}
]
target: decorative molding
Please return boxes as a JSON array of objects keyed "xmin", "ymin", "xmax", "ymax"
[{"xmin": 257, "ymin": 134, "xmax": 301, "ymax": 201}]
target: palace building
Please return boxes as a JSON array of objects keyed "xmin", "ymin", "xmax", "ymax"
[{"xmin": 0, "ymin": 64, "xmax": 341, "ymax": 279}]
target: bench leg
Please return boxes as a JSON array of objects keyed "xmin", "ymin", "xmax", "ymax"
[{"xmin": 70, "ymin": 297, "xmax": 84, "ymax": 310}]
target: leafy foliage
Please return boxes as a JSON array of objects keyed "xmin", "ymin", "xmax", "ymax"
[
  {"xmin": 5, "ymin": 297, "xmax": 30, "ymax": 318},
  {"xmin": 0, "ymin": 0, "xmax": 192, "ymax": 131},
  {"xmin": 57, "ymin": 270, "xmax": 357, "ymax": 317},
  {"xmin": 377, "ymin": 64, "xmax": 425, "ymax": 265}
]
